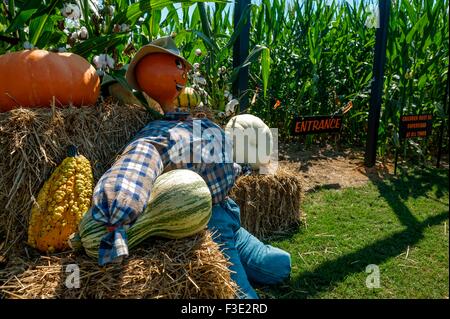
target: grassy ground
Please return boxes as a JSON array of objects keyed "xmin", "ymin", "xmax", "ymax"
[{"xmin": 257, "ymin": 167, "xmax": 449, "ymax": 299}]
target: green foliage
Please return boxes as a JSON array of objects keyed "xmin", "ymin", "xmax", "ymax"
[
  {"xmin": 248, "ymin": 0, "xmax": 448, "ymax": 158},
  {"xmin": 380, "ymin": 0, "xmax": 449, "ymax": 158},
  {"xmin": 0, "ymin": 1, "xmax": 227, "ymax": 89},
  {"xmin": 0, "ymin": 0, "xmax": 270, "ymax": 114},
  {"xmin": 175, "ymin": 2, "xmax": 270, "ymax": 112},
  {"xmin": 0, "ymin": 0, "xmax": 448, "ymax": 158}
]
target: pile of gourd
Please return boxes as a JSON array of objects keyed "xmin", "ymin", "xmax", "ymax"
[{"xmin": 0, "ymin": 49, "xmax": 211, "ymax": 257}]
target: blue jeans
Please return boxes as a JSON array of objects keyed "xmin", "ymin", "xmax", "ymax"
[{"xmin": 208, "ymin": 198, "xmax": 291, "ymax": 299}]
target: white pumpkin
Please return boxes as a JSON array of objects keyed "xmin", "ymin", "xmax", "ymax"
[{"xmin": 225, "ymin": 114, "xmax": 273, "ymax": 169}]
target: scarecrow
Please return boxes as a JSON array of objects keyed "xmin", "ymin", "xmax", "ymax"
[{"xmin": 92, "ymin": 36, "xmax": 291, "ymax": 299}]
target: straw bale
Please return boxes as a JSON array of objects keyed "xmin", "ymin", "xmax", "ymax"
[
  {"xmin": 0, "ymin": 99, "xmax": 152, "ymax": 255},
  {"xmin": 229, "ymin": 166, "xmax": 303, "ymax": 239},
  {"xmin": 0, "ymin": 230, "xmax": 237, "ymax": 299}
]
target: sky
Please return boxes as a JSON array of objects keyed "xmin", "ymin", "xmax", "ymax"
[{"xmin": 163, "ymin": 0, "xmax": 377, "ymax": 23}]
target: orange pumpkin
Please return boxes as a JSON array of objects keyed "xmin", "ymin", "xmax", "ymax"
[
  {"xmin": 135, "ymin": 52, "xmax": 189, "ymax": 109},
  {"xmin": 0, "ymin": 50, "xmax": 100, "ymax": 112}
]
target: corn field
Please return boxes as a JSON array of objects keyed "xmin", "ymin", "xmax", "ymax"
[
  {"xmin": 0, "ymin": 0, "xmax": 448, "ymax": 159},
  {"xmin": 245, "ymin": 0, "xmax": 449, "ymax": 160}
]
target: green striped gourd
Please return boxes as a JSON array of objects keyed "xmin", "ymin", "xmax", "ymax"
[
  {"xmin": 174, "ymin": 87, "xmax": 201, "ymax": 109},
  {"xmin": 69, "ymin": 169, "xmax": 212, "ymax": 259}
]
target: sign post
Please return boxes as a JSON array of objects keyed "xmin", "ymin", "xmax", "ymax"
[
  {"xmin": 436, "ymin": 73, "xmax": 449, "ymax": 168},
  {"xmin": 233, "ymin": 0, "xmax": 251, "ymax": 112},
  {"xmin": 364, "ymin": 0, "xmax": 391, "ymax": 167}
]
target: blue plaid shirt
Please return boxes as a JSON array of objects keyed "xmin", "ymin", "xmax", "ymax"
[{"xmin": 90, "ymin": 118, "xmax": 241, "ymax": 265}]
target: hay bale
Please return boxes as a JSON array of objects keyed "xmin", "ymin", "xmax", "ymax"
[
  {"xmin": 0, "ymin": 230, "xmax": 238, "ymax": 299},
  {"xmin": 0, "ymin": 100, "xmax": 152, "ymax": 255},
  {"xmin": 229, "ymin": 167, "xmax": 303, "ymax": 239},
  {"xmin": 0, "ymin": 103, "xmax": 238, "ymax": 299}
]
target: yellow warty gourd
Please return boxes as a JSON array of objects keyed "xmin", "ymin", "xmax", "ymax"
[
  {"xmin": 174, "ymin": 87, "xmax": 201, "ymax": 109},
  {"xmin": 27, "ymin": 146, "xmax": 93, "ymax": 253}
]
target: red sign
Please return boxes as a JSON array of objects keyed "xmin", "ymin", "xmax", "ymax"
[{"xmin": 399, "ymin": 114, "xmax": 433, "ymax": 139}]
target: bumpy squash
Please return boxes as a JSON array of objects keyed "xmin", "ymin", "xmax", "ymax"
[
  {"xmin": 225, "ymin": 114, "xmax": 273, "ymax": 169},
  {"xmin": 174, "ymin": 87, "xmax": 201, "ymax": 109},
  {"xmin": 28, "ymin": 146, "xmax": 93, "ymax": 253},
  {"xmin": 70, "ymin": 169, "xmax": 212, "ymax": 259},
  {"xmin": 0, "ymin": 50, "xmax": 100, "ymax": 111}
]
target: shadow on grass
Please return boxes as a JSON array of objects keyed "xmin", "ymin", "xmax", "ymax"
[
  {"xmin": 260, "ymin": 224, "xmax": 306, "ymax": 243},
  {"xmin": 380, "ymin": 167, "xmax": 449, "ymax": 202},
  {"xmin": 262, "ymin": 167, "xmax": 449, "ymax": 298},
  {"xmin": 306, "ymin": 183, "xmax": 342, "ymax": 193}
]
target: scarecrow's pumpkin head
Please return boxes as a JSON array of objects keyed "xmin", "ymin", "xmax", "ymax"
[
  {"xmin": 135, "ymin": 53, "xmax": 189, "ymax": 112},
  {"xmin": 126, "ymin": 36, "xmax": 192, "ymax": 113}
]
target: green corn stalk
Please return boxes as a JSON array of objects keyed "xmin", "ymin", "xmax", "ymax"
[
  {"xmin": 0, "ymin": 0, "xmax": 447, "ymax": 156},
  {"xmin": 191, "ymin": 2, "xmax": 271, "ymax": 111},
  {"xmin": 245, "ymin": 0, "xmax": 447, "ymax": 153}
]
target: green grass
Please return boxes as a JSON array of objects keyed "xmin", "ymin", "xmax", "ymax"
[{"xmin": 257, "ymin": 167, "xmax": 449, "ymax": 299}]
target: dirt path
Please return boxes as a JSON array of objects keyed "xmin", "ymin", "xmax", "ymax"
[{"xmin": 278, "ymin": 144, "xmax": 399, "ymax": 193}]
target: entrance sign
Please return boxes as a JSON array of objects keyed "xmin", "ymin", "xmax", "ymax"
[
  {"xmin": 399, "ymin": 114, "xmax": 433, "ymax": 139},
  {"xmin": 291, "ymin": 115, "xmax": 343, "ymax": 136}
]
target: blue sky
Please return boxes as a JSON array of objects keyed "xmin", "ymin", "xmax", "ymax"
[
  {"xmin": 162, "ymin": 0, "xmax": 378, "ymax": 23},
  {"xmin": 164, "ymin": 0, "xmax": 376, "ymax": 22}
]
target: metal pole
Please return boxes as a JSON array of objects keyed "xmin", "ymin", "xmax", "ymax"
[
  {"xmin": 436, "ymin": 66, "xmax": 449, "ymax": 168},
  {"xmin": 394, "ymin": 139, "xmax": 402, "ymax": 175},
  {"xmin": 364, "ymin": 0, "xmax": 391, "ymax": 167},
  {"xmin": 232, "ymin": 0, "xmax": 251, "ymax": 111},
  {"xmin": 395, "ymin": 101, "xmax": 406, "ymax": 176}
]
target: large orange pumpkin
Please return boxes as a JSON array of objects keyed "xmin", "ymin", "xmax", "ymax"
[
  {"xmin": 135, "ymin": 53, "xmax": 189, "ymax": 109},
  {"xmin": 0, "ymin": 50, "xmax": 100, "ymax": 112}
]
